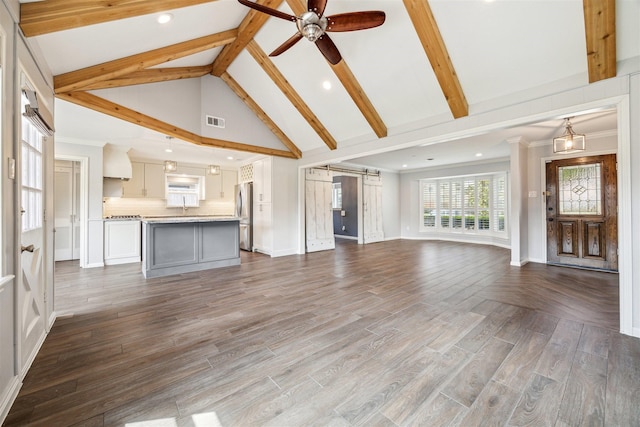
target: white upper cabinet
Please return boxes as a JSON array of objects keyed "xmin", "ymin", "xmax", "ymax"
[
  {"xmin": 205, "ymin": 169, "xmax": 237, "ymax": 201},
  {"xmin": 253, "ymin": 157, "xmax": 272, "ymax": 203},
  {"xmin": 122, "ymin": 162, "xmax": 165, "ymax": 198}
]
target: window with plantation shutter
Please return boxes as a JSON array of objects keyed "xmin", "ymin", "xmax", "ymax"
[{"xmin": 420, "ymin": 173, "xmax": 507, "ymax": 237}]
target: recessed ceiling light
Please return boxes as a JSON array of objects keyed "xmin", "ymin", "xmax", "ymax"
[
  {"xmin": 402, "ymin": 164, "xmax": 408, "ymax": 168},
  {"xmin": 158, "ymin": 13, "xmax": 173, "ymax": 24},
  {"xmin": 476, "ymin": 153, "xmax": 483, "ymax": 157},
  {"xmin": 165, "ymin": 148, "xmax": 173, "ymax": 153},
  {"xmin": 322, "ymin": 80, "xmax": 332, "ymax": 90},
  {"xmin": 227, "ymin": 156, "xmax": 234, "ymax": 160}
]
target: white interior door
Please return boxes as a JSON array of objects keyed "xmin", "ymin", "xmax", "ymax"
[
  {"xmin": 363, "ymin": 175, "xmax": 384, "ymax": 244},
  {"xmin": 54, "ymin": 161, "xmax": 73, "ymax": 261},
  {"xmin": 305, "ymin": 168, "xmax": 335, "ymax": 252},
  {"xmin": 18, "ymin": 103, "xmax": 48, "ymax": 372}
]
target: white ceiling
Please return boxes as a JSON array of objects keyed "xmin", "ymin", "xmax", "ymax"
[{"xmin": 24, "ymin": 0, "xmax": 640, "ymax": 171}]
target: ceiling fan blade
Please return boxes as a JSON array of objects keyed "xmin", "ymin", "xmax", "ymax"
[
  {"xmin": 315, "ymin": 35, "xmax": 342, "ymax": 65},
  {"xmin": 269, "ymin": 33, "xmax": 303, "ymax": 57},
  {"xmin": 326, "ymin": 11, "xmax": 386, "ymax": 32},
  {"xmin": 308, "ymin": 0, "xmax": 328, "ymax": 16},
  {"xmin": 237, "ymin": 0, "xmax": 297, "ymax": 22}
]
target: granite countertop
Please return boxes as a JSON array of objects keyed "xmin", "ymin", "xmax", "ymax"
[{"xmin": 141, "ymin": 215, "xmax": 240, "ymax": 223}]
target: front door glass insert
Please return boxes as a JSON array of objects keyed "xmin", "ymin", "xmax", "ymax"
[{"xmin": 558, "ymin": 163, "xmax": 602, "ymax": 215}]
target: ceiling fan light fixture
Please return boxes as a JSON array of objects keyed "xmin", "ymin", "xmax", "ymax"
[
  {"xmin": 553, "ymin": 118, "xmax": 586, "ymax": 154},
  {"xmin": 302, "ymin": 23, "xmax": 323, "ymax": 41}
]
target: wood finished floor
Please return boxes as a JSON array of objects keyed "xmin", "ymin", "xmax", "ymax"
[{"xmin": 4, "ymin": 239, "xmax": 639, "ymax": 426}]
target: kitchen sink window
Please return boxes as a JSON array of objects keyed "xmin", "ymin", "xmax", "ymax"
[{"xmin": 420, "ymin": 173, "xmax": 507, "ymax": 236}]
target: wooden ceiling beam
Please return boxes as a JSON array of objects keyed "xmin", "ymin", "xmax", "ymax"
[
  {"xmin": 402, "ymin": 0, "xmax": 468, "ymax": 119},
  {"xmin": 54, "ymin": 29, "xmax": 237, "ymax": 94},
  {"xmin": 583, "ymin": 0, "xmax": 616, "ymax": 83},
  {"xmin": 20, "ymin": 0, "xmax": 219, "ymax": 37},
  {"xmin": 246, "ymin": 40, "xmax": 337, "ymax": 150},
  {"xmin": 221, "ymin": 72, "xmax": 302, "ymax": 159},
  {"xmin": 58, "ymin": 91, "xmax": 298, "ymax": 159},
  {"xmin": 211, "ymin": 0, "xmax": 285, "ymax": 77},
  {"xmin": 285, "ymin": 0, "xmax": 387, "ymax": 139},
  {"xmin": 81, "ymin": 66, "xmax": 213, "ymax": 91}
]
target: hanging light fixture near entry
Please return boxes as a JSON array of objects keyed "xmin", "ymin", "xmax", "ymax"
[
  {"xmin": 207, "ymin": 164, "xmax": 221, "ymax": 175},
  {"xmin": 164, "ymin": 160, "xmax": 177, "ymax": 172},
  {"xmin": 553, "ymin": 118, "xmax": 586, "ymax": 153}
]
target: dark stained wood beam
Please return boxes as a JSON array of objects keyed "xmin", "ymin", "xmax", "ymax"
[
  {"xmin": 81, "ymin": 66, "xmax": 213, "ymax": 91},
  {"xmin": 246, "ymin": 40, "xmax": 337, "ymax": 150},
  {"xmin": 220, "ymin": 72, "xmax": 302, "ymax": 159},
  {"xmin": 402, "ymin": 0, "xmax": 468, "ymax": 119},
  {"xmin": 583, "ymin": 0, "xmax": 616, "ymax": 83},
  {"xmin": 285, "ymin": 0, "xmax": 387, "ymax": 139},
  {"xmin": 58, "ymin": 91, "xmax": 298, "ymax": 159},
  {"xmin": 211, "ymin": 0, "xmax": 285, "ymax": 77},
  {"xmin": 54, "ymin": 29, "xmax": 237, "ymax": 94},
  {"xmin": 20, "ymin": 0, "xmax": 219, "ymax": 37}
]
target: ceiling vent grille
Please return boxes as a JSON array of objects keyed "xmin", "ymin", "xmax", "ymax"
[{"xmin": 206, "ymin": 115, "xmax": 225, "ymax": 128}]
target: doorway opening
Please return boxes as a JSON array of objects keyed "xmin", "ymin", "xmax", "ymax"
[{"xmin": 54, "ymin": 159, "xmax": 81, "ymax": 261}]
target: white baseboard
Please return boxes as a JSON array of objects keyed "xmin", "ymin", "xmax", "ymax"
[
  {"xmin": 270, "ymin": 248, "xmax": 298, "ymax": 258},
  {"xmin": 20, "ymin": 330, "xmax": 48, "ymax": 379},
  {"xmin": 0, "ymin": 377, "xmax": 21, "ymax": 425},
  {"xmin": 84, "ymin": 262, "xmax": 105, "ymax": 268},
  {"xmin": 335, "ymin": 234, "xmax": 357, "ymax": 240}
]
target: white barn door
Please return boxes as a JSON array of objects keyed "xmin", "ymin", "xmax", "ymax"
[
  {"xmin": 305, "ymin": 168, "xmax": 335, "ymax": 252},
  {"xmin": 363, "ymin": 175, "xmax": 384, "ymax": 244}
]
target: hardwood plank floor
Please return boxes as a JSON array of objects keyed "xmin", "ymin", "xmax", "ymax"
[{"xmin": 4, "ymin": 239, "xmax": 639, "ymax": 426}]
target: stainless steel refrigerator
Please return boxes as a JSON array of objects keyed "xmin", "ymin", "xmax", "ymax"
[{"xmin": 235, "ymin": 182, "xmax": 253, "ymax": 251}]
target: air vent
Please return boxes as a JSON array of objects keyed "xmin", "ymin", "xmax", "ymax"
[{"xmin": 206, "ymin": 115, "xmax": 225, "ymax": 128}]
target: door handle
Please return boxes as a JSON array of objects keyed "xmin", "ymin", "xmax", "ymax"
[{"xmin": 21, "ymin": 244, "xmax": 35, "ymax": 253}]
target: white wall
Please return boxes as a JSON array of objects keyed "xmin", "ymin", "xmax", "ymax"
[
  {"xmin": 627, "ymin": 72, "xmax": 640, "ymax": 335},
  {"xmin": 0, "ymin": 2, "xmax": 19, "ymax": 421},
  {"xmin": 271, "ymin": 157, "xmax": 299, "ymax": 257},
  {"xmin": 380, "ymin": 171, "xmax": 401, "ymax": 240},
  {"xmin": 200, "ymin": 75, "xmax": 286, "ymax": 151},
  {"xmin": 55, "ymin": 141, "xmax": 105, "ymax": 267},
  {"xmin": 93, "ymin": 79, "xmax": 202, "ymax": 134}
]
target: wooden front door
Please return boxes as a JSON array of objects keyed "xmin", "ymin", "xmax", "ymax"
[{"xmin": 546, "ymin": 154, "xmax": 617, "ymax": 271}]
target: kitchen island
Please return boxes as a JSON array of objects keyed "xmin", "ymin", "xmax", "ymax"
[{"xmin": 141, "ymin": 216, "xmax": 240, "ymax": 278}]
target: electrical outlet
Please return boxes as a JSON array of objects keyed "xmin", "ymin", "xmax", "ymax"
[{"xmin": 342, "ymin": 225, "xmax": 346, "ymax": 231}]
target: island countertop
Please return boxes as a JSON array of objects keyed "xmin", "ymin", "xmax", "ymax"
[{"xmin": 142, "ymin": 216, "xmax": 239, "ymax": 223}]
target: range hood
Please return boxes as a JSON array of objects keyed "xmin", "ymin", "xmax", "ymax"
[{"xmin": 103, "ymin": 143, "xmax": 132, "ymax": 180}]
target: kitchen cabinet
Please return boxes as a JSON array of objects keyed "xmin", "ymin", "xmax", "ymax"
[
  {"xmin": 252, "ymin": 157, "xmax": 272, "ymax": 203},
  {"xmin": 205, "ymin": 169, "xmax": 237, "ymax": 201},
  {"xmin": 252, "ymin": 157, "xmax": 273, "ymax": 254},
  {"xmin": 122, "ymin": 162, "xmax": 165, "ymax": 198},
  {"xmin": 104, "ymin": 220, "xmax": 141, "ymax": 265},
  {"xmin": 141, "ymin": 217, "xmax": 240, "ymax": 278},
  {"xmin": 253, "ymin": 202, "xmax": 272, "ymax": 254}
]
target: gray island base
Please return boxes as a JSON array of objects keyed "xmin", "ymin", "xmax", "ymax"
[{"xmin": 142, "ymin": 217, "xmax": 240, "ymax": 279}]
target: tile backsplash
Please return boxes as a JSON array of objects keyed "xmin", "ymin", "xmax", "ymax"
[{"xmin": 103, "ymin": 197, "xmax": 234, "ymax": 217}]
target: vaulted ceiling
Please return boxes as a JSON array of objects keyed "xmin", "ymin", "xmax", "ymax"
[{"xmin": 19, "ymin": 0, "xmax": 638, "ymax": 169}]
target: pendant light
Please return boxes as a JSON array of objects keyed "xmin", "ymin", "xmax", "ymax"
[
  {"xmin": 164, "ymin": 160, "xmax": 177, "ymax": 172},
  {"xmin": 207, "ymin": 164, "xmax": 221, "ymax": 175},
  {"xmin": 553, "ymin": 118, "xmax": 586, "ymax": 154}
]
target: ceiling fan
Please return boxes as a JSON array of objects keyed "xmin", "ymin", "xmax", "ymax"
[{"xmin": 238, "ymin": 0, "xmax": 385, "ymax": 65}]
